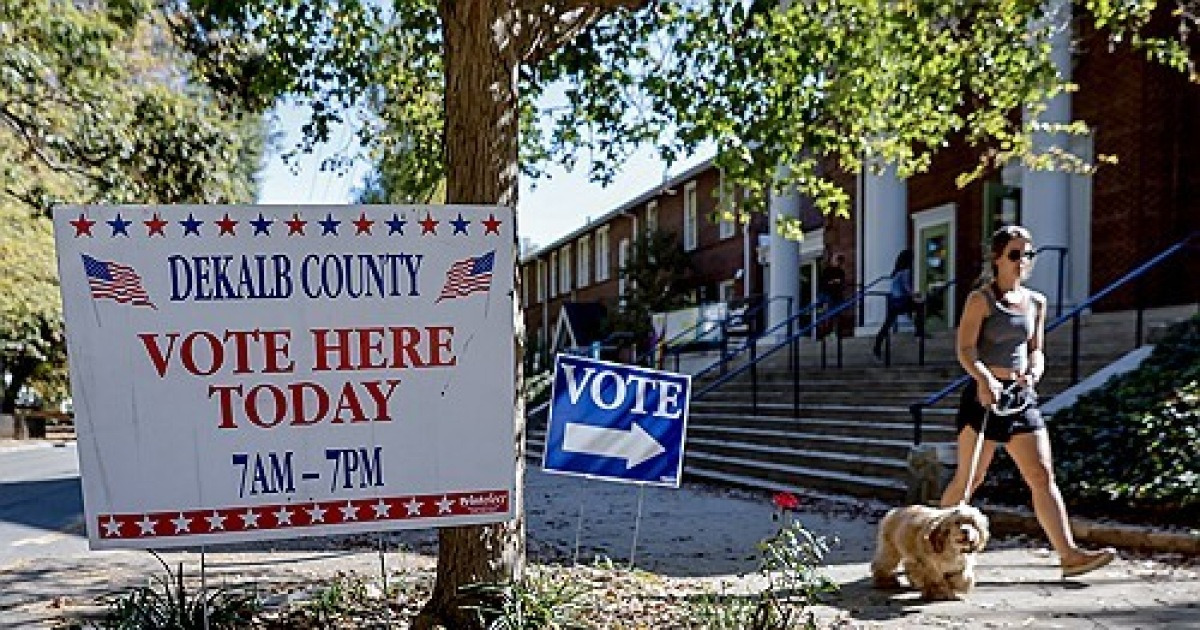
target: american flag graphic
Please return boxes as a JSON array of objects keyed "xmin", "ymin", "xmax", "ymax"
[
  {"xmin": 82, "ymin": 254, "xmax": 155, "ymax": 308},
  {"xmin": 437, "ymin": 251, "xmax": 495, "ymax": 302}
]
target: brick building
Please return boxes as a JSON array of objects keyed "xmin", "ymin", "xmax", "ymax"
[
  {"xmin": 520, "ymin": 161, "xmax": 800, "ymax": 370},
  {"xmin": 522, "ymin": 9, "xmax": 1198, "ymax": 370}
]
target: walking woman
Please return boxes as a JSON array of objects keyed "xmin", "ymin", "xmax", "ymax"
[
  {"xmin": 873, "ymin": 249, "xmax": 924, "ymax": 359},
  {"xmin": 940, "ymin": 225, "xmax": 1116, "ymax": 578}
]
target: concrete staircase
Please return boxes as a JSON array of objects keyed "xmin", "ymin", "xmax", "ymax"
[{"xmin": 524, "ymin": 305, "xmax": 1195, "ymax": 502}]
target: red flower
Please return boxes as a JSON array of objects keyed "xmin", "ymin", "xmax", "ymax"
[{"xmin": 772, "ymin": 491, "xmax": 800, "ymax": 511}]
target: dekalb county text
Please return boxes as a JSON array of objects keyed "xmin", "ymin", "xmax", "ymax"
[
  {"xmin": 167, "ymin": 253, "xmax": 423, "ymax": 301},
  {"xmin": 136, "ymin": 326, "xmax": 456, "ymax": 429}
]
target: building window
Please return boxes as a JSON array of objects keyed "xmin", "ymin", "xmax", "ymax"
[
  {"xmin": 718, "ymin": 188, "xmax": 736, "ymax": 240},
  {"xmin": 578, "ymin": 235, "xmax": 590, "ymax": 287},
  {"xmin": 596, "ymin": 226, "xmax": 610, "ymax": 281},
  {"xmin": 646, "ymin": 201, "xmax": 658, "ymax": 234},
  {"xmin": 521, "ymin": 266, "xmax": 529, "ymax": 304},
  {"xmin": 684, "ymin": 181, "xmax": 698, "ymax": 251},
  {"xmin": 719, "ymin": 280, "xmax": 736, "ymax": 304},
  {"xmin": 536, "ymin": 260, "xmax": 546, "ymax": 303},
  {"xmin": 549, "ymin": 252, "xmax": 558, "ymax": 297},
  {"xmin": 617, "ymin": 237, "xmax": 630, "ymax": 300},
  {"xmin": 559, "ymin": 245, "xmax": 572, "ymax": 295}
]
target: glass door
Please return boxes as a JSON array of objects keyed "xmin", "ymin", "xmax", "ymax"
[{"xmin": 917, "ymin": 223, "xmax": 953, "ymax": 332}]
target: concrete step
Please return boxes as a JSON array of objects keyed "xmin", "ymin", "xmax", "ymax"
[
  {"xmin": 687, "ymin": 411, "xmax": 957, "ymax": 441},
  {"xmin": 687, "ymin": 425, "xmax": 918, "ymax": 462},
  {"xmin": 682, "ymin": 450, "xmax": 908, "ymax": 502}
]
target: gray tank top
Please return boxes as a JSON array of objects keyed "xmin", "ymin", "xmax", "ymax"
[{"xmin": 977, "ymin": 285, "xmax": 1036, "ymax": 373}]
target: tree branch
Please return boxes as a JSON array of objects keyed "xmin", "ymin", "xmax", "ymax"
[{"xmin": 517, "ymin": 0, "xmax": 649, "ymax": 64}]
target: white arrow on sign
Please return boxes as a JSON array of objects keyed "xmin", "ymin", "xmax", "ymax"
[{"xmin": 562, "ymin": 422, "xmax": 666, "ymax": 469}]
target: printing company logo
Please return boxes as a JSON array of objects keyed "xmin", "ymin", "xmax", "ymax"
[{"xmin": 458, "ymin": 492, "xmax": 509, "ymax": 514}]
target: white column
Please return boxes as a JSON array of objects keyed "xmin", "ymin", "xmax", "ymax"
[
  {"xmin": 1021, "ymin": 0, "xmax": 1072, "ymax": 309},
  {"xmin": 767, "ymin": 188, "xmax": 800, "ymax": 337},
  {"xmin": 858, "ymin": 165, "xmax": 908, "ymax": 333}
]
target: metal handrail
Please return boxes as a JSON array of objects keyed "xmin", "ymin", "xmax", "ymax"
[
  {"xmin": 631, "ymin": 295, "xmax": 793, "ymax": 367},
  {"xmin": 695, "ymin": 300, "xmax": 822, "ymax": 379},
  {"xmin": 908, "ymin": 231, "xmax": 1199, "ymax": 445},
  {"xmin": 690, "ymin": 279, "xmax": 886, "ymax": 382},
  {"xmin": 693, "ymin": 275, "xmax": 892, "ymax": 398}
]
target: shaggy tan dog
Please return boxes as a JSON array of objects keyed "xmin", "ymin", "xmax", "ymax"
[{"xmin": 871, "ymin": 504, "xmax": 990, "ymax": 600}]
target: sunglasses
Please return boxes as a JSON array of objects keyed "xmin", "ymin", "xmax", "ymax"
[{"xmin": 1006, "ymin": 249, "xmax": 1037, "ymax": 262}]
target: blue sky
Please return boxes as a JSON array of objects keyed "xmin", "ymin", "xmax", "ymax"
[{"xmin": 256, "ymin": 101, "xmax": 712, "ymax": 250}]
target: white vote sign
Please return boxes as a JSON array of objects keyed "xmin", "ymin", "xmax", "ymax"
[{"xmin": 54, "ymin": 204, "xmax": 515, "ymax": 549}]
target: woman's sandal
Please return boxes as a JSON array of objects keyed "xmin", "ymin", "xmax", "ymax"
[{"xmin": 1061, "ymin": 547, "xmax": 1117, "ymax": 578}]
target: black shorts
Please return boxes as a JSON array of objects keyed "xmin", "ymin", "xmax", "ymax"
[{"xmin": 956, "ymin": 380, "xmax": 1045, "ymax": 443}]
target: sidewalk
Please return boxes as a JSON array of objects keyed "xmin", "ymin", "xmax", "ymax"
[{"xmin": 1, "ymin": 459, "xmax": 1197, "ymax": 628}]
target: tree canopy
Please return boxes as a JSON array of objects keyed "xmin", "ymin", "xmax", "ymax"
[{"xmin": 0, "ymin": 0, "xmax": 265, "ymax": 411}]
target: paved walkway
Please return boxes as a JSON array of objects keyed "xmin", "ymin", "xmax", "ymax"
[{"xmin": 0, "ymin": 444, "xmax": 1196, "ymax": 628}]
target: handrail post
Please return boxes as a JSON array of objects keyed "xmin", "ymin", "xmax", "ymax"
[
  {"xmin": 792, "ymin": 332, "xmax": 800, "ymax": 417},
  {"xmin": 750, "ymin": 334, "xmax": 759, "ymax": 414},
  {"xmin": 836, "ymin": 327, "xmax": 843, "ymax": 369},
  {"xmin": 1071, "ymin": 313, "xmax": 1081, "ymax": 385},
  {"xmin": 787, "ymin": 304, "xmax": 795, "ymax": 372},
  {"xmin": 885, "ymin": 330, "xmax": 892, "ymax": 367},
  {"xmin": 910, "ymin": 403, "xmax": 924, "ymax": 446},
  {"xmin": 1135, "ymin": 276, "xmax": 1145, "ymax": 347},
  {"xmin": 1054, "ymin": 246, "xmax": 1067, "ymax": 319},
  {"xmin": 720, "ymin": 320, "xmax": 729, "ymax": 376},
  {"xmin": 918, "ymin": 299, "xmax": 926, "ymax": 367}
]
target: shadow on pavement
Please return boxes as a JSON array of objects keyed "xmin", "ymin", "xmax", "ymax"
[{"xmin": 0, "ymin": 477, "xmax": 83, "ymax": 534}]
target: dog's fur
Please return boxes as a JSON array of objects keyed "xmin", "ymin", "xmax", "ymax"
[{"xmin": 871, "ymin": 504, "xmax": 990, "ymax": 600}]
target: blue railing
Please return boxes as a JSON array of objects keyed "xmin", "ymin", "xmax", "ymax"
[
  {"xmin": 628, "ymin": 295, "xmax": 792, "ymax": 368},
  {"xmin": 689, "ymin": 275, "xmax": 893, "ymax": 416},
  {"xmin": 907, "ymin": 232, "xmax": 1199, "ymax": 445}
]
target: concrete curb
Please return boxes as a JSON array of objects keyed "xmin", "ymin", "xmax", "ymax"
[{"xmin": 985, "ymin": 504, "xmax": 1200, "ymax": 555}]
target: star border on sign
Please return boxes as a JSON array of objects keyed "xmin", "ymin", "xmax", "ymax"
[
  {"xmin": 171, "ymin": 513, "xmax": 192, "ymax": 534},
  {"xmin": 352, "ymin": 212, "xmax": 374, "ymax": 235},
  {"xmin": 250, "ymin": 212, "xmax": 273, "ymax": 236},
  {"xmin": 286, "ymin": 213, "xmax": 307, "ymax": 236},
  {"xmin": 318, "ymin": 213, "xmax": 341, "ymax": 236},
  {"xmin": 419, "ymin": 212, "xmax": 439, "ymax": 235},
  {"xmin": 386, "ymin": 213, "xmax": 406, "ymax": 235},
  {"xmin": 144, "ymin": 213, "xmax": 168, "ymax": 237},
  {"xmin": 137, "ymin": 515, "xmax": 158, "ymax": 536},
  {"xmin": 449, "ymin": 213, "xmax": 470, "ymax": 235},
  {"xmin": 372, "ymin": 499, "xmax": 391, "ymax": 519},
  {"xmin": 180, "ymin": 213, "xmax": 204, "ymax": 236},
  {"xmin": 436, "ymin": 496, "xmax": 454, "ymax": 515},
  {"xmin": 107, "ymin": 213, "xmax": 133, "ymax": 237},
  {"xmin": 70, "ymin": 213, "xmax": 96, "ymax": 237},
  {"xmin": 216, "ymin": 212, "xmax": 239, "ymax": 236},
  {"xmin": 404, "ymin": 497, "xmax": 423, "ymax": 516},
  {"xmin": 102, "ymin": 516, "xmax": 123, "ymax": 537},
  {"xmin": 206, "ymin": 511, "xmax": 227, "ymax": 531},
  {"xmin": 482, "ymin": 213, "xmax": 502, "ymax": 235}
]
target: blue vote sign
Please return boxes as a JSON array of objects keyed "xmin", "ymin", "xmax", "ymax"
[{"xmin": 542, "ymin": 354, "xmax": 690, "ymax": 487}]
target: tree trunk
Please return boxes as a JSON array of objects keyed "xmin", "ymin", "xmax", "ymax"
[{"xmin": 414, "ymin": 2, "xmax": 526, "ymax": 628}]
